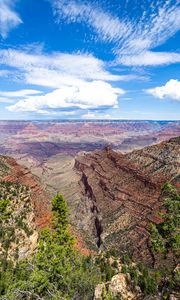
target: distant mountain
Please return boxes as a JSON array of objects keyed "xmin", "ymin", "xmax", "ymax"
[{"xmin": 0, "ymin": 120, "xmax": 179, "ymax": 165}]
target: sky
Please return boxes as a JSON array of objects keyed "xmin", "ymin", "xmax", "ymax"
[{"xmin": 0, "ymin": 0, "xmax": 179, "ymax": 120}]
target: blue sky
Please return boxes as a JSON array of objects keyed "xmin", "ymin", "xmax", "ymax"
[{"xmin": 0, "ymin": 0, "xmax": 179, "ymax": 120}]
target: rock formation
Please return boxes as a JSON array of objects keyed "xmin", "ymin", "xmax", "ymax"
[
  {"xmin": 74, "ymin": 137, "xmax": 180, "ymax": 263},
  {"xmin": 0, "ymin": 155, "xmax": 51, "ymax": 262},
  {"xmin": 0, "ymin": 156, "xmax": 52, "ymax": 228}
]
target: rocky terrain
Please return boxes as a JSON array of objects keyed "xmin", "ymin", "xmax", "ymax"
[
  {"xmin": 0, "ymin": 156, "xmax": 51, "ymax": 227},
  {"xmin": 0, "ymin": 180, "xmax": 38, "ymax": 262},
  {"xmin": 1, "ymin": 120, "xmax": 179, "ymax": 258},
  {"xmin": 0, "ymin": 131, "xmax": 179, "ymax": 299},
  {"xmin": 21, "ymin": 135, "xmax": 180, "ymax": 266},
  {"xmin": 74, "ymin": 137, "xmax": 180, "ymax": 263},
  {"xmin": 0, "ymin": 155, "xmax": 51, "ymax": 264},
  {"xmin": 0, "ymin": 120, "xmax": 179, "ymax": 166}
]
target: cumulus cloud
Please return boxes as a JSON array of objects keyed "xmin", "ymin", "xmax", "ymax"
[
  {"xmin": 0, "ymin": 0, "xmax": 22, "ymax": 38},
  {"xmin": 0, "ymin": 48, "xmax": 130, "ymax": 114},
  {"xmin": 146, "ymin": 79, "xmax": 180, "ymax": 101},
  {"xmin": 7, "ymin": 81, "xmax": 124, "ymax": 113}
]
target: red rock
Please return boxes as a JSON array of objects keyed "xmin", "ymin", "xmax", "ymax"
[
  {"xmin": 74, "ymin": 137, "xmax": 180, "ymax": 263},
  {"xmin": 1, "ymin": 156, "xmax": 52, "ymax": 229}
]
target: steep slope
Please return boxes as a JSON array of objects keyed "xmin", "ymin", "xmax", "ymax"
[
  {"xmin": 0, "ymin": 180, "xmax": 38, "ymax": 262},
  {"xmin": 75, "ymin": 137, "xmax": 180, "ymax": 262},
  {"xmin": 0, "ymin": 156, "xmax": 52, "ymax": 263},
  {"xmin": 0, "ymin": 156, "xmax": 52, "ymax": 228}
]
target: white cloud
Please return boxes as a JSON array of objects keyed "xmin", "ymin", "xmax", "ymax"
[
  {"xmin": 0, "ymin": 48, "xmax": 133, "ymax": 85},
  {"xmin": 0, "ymin": 89, "xmax": 43, "ymax": 97},
  {"xmin": 7, "ymin": 81, "xmax": 124, "ymax": 113},
  {"xmin": 0, "ymin": 97, "xmax": 14, "ymax": 103},
  {"xmin": 0, "ymin": 89, "xmax": 42, "ymax": 104},
  {"xmin": 0, "ymin": 47, "xmax": 134, "ymax": 115},
  {"xmin": 0, "ymin": 0, "xmax": 22, "ymax": 38},
  {"xmin": 0, "ymin": 48, "xmax": 129, "ymax": 114},
  {"xmin": 82, "ymin": 112, "xmax": 111, "ymax": 119},
  {"xmin": 52, "ymin": 0, "xmax": 132, "ymax": 43},
  {"xmin": 146, "ymin": 79, "xmax": 180, "ymax": 101},
  {"xmin": 119, "ymin": 0, "xmax": 180, "ymax": 55},
  {"xmin": 52, "ymin": 0, "xmax": 180, "ymax": 66},
  {"xmin": 0, "ymin": 70, "xmax": 10, "ymax": 76},
  {"xmin": 54, "ymin": 0, "xmax": 180, "ymax": 49},
  {"xmin": 118, "ymin": 51, "xmax": 180, "ymax": 66}
]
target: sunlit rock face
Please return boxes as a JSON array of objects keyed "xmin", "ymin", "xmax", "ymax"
[{"xmin": 74, "ymin": 137, "xmax": 180, "ymax": 263}]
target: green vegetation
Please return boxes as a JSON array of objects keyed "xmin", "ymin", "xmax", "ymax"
[
  {"xmin": 0, "ymin": 198, "xmax": 11, "ymax": 220},
  {"xmin": 0, "ymin": 181, "xmax": 33, "ymax": 260},
  {"xmin": 102, "ymin": 288, "xmax": 120, "ymax": 300},
  {"xmin": 121, "ymin": 255, "xmax": 158, "ymax": 296},
  {"xmin": 0, "ymin": 199, "xmax": 10, "ymax": 213},
  {"xmin": 150, "ymin": 182, "xmax": 180, "ymax": 257},
  {"xmin": 148, "ymin": 183, "xmax": 180, "ymax": 297},
  {"xmin": 0, "ymin": 184, "xmax": 179, "ymax": 299},
  {"xmin": 0, "ymin": 194, "xmax": 101, "ymax": 300},
  {"xmin": 95, "ymin": 254, "xmax": 116, "ymax": 282},
  {"xmin": 119, "ymin": 183, "xmax": 180, "ymax": 298}
]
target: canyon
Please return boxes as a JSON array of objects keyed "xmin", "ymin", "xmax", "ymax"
[
  {"xmin": 75, "ymin": 137, "xmax": 180, "ymax": 263},
  {"xmin": 0, "ymin": 121, "xmax": 179, "ymax": 299},
  {"xmin": 0, "ymin": 120, "xmax": 180, "ymax": 166},
  {"xmin": 0, "ymin": 121, "xmax": 179, "ymax": 263}
]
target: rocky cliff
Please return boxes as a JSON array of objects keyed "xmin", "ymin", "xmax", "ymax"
[
  {"xmin": 0, "ymin": 155, "xmax": 51, "ymax": 263},
  {"xmin": 2, "ymin": 136, "xmax": 178, "ymax": 264},
  {"xmin": 74, "ymin": 137, "xmax": 180, "ymax": 263}
]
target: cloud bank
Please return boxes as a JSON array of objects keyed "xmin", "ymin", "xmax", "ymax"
[
  {"xmin": 8, "ymin": 81, "xmax": 123, "ymax": 113},
  {"xmin": 0, "ymin": 48, "xmax": 126, "ymax": 114}
]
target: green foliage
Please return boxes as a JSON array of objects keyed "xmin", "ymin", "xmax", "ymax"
[
  {"xmin": 16, "ymin": 218, "xmax": 33, "ymax": 237},
  {"xmin": 0, "ymin": 199, "xmax": 9, "ymax": 213},
  {"xmin": 0, "ymin": 259, "xmax": 15, "ymax": 295},
  {"xmin": 102, "ymin": 288, "xmax": 112, "ymax": 300},
  {"xmin": 121, "ymin": 254, "xmax": 132, "ymax": 265},
  {"xmin": 149, "ymin": 223, "xmax": 165, "ymax": 254},
  {"xmin": 0, "ymin": 199, "xmax": 11, "ymax": 220},
  {"xmin": 147, "ymin": 183, "xmax": 180, "ymax": 297},
  {"xmin": 0, "ymin": 185, "xmax": 179, "ymax": 299},
  {"xmin": 107, "ymin": 249, "xmax": 119, "ymax": 258},
  {"xmin": 139, "ymin": 268, "xmax": 157, "ymax": 296},
  {"xmin": 0, "ymin": 194, "xmax": 101, "ymax": 300},
  {"xmin": 95, "ymin": 255, "xmax": 116, "ymax": 282},
  {"xmin": 150, "ymin": 183, "xmax": 180, "ymax": 257},
  {"xmin": 121, "ymin": 261, "xmax": 157, "ymax": 296},
  {"xmin": 162, "ymin": 182, "xmax": 179, "ymax": 197},
  {"xmin": 52, "ymin": 194, "xmax": 69, "ymax": 229}
]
